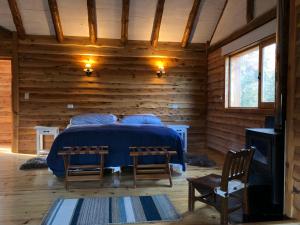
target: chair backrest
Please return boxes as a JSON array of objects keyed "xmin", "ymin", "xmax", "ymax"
[{"xmin": 220, "ymin": 147, "xmax": 255, "ymax": 192}]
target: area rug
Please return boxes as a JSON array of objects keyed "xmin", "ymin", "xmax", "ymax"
[
  {"xmin": 41, "ymin": 194, "xmax": 181, "ymax": 225},
  {"xmin": 184, "ymin": 153, "xmax": 216, "ymax": 167},
  {"xmin": 19, "ymin": 157, "xmax": 48, "ymax": 170}
]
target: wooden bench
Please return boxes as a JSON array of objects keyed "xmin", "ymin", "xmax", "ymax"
[
  {"xmin": 129, "ymin": 146, "xmax": 177, "ymax": 188},
  {"xmin": 58, "ymin": 146, "xmax": 108, "ymax": 190}
]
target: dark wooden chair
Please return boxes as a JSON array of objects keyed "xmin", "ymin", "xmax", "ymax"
[{"xmin": 187, "ymin": 147, "xmax": 255, "ymax": 224}]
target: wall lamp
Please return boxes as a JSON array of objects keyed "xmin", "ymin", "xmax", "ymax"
[
  {"xmin": 156, "ymin": 64, "xmax": 166, "ymax": 78},
  {"xmin": 84, "ymin": 63, "xmax": 93, "ymax": 76}
]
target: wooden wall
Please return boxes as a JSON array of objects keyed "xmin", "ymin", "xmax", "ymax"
[
  {"xmin": 0, "ymin": 60, "xmax": 12, "ymax": 148},
  {"xmin": 206, "ymin": 49, "xmax": 274, "ymax": 153},
  {"xmin": 17, "ymin": 37, "xmax": 207, "ymax": 154},
  {"xmin": 0, "ymin": 28, "xmax": 13, "ymax": 57}
]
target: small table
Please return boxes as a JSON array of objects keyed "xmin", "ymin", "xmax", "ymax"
[
  {"xmin": 35, "ymin": 126, "xmax": 59, "ymax": 156},
  {"xmin": 166, "ymin": 124, "xmax": 189, "ymax": 152},
  {"xmin": 58, "ymin": 146, "xmax": 109, "ymax": 190},
  {"xmin": 129, "ymin": 146, "xmax": 177, "ymax": 188}
]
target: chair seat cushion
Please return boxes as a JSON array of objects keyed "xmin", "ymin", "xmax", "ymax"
[{"xmin": 187, "ymin": 174, "xmax": 221, "ymax": 193}]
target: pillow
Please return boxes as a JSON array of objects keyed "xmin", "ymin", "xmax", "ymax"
[
  {"xmin": 120, "ymin": 114, "xmax": 162, "ymax": 125},
  {"xmin": 70, "ymin": 113, "xmax": 117, "ymax": 125}
]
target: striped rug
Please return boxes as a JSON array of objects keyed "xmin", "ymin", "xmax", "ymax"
[{"xmin": 41, "ymin": 194, "xmax": 181, "ymax": 225}]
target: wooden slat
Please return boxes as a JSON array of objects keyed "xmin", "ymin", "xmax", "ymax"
[
  {"xmin": 135, "ymin": 174, "xmax": 169, "ymax": 180},
  {"xmin": 209, "ymin": 7, "xmax": 276, "ymax": 52},
  {"xmin": 150, "ymin": 0, "xmax": 165, "ymax": 48},
  {"xmin": 121, "ymin": 0, "xmax": 130, "ymax": 45},
  {"xmin": 181, "ymin": 0, "xmax": 201, "ymax": 48},
  {"xmin": 246, "ymin": 0, "xmax": 254, "ymax": 23},
  {"xmin": 48, "ymin": 0, "xmax": 64, "ymax": 43},
  {"xmin": 87, "ymin": 0, "xmax": 97, "ymax": 44},
  {"xmin": 7, "ymin": 0, "xmax": 25, "ymax": 39},
  {"xmin": 66, "ymin": 175, "xmax": 103, "ymax": 182}
]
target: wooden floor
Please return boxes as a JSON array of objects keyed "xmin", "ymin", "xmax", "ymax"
[{"xmin": 0, "ymin": 150, "xmax": 298, "ymax": 225}]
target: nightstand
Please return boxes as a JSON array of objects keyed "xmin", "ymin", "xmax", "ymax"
[
  {"xmin": 35, "ymin": 126, "xmax": 59, "ymax": 156},
  {"xmin": 166, "ymin": 124, "xmax": 190, "ymax": 152}
]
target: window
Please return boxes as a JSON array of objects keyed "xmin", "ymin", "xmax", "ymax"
[{"xmin": 225, "ymin": 38, "xmax": 276, "ymax": 109}]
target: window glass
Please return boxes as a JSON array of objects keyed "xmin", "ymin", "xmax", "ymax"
[
  {"xmin": 229, "ymin": 47, "xmax": 259, "ymax": 107},
  {"xmin": 262, "ymin": 43, "xmax": 276, "ymax": 103}
]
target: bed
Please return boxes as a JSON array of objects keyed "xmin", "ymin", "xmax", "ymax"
[{"xmin": 47, "ymin": 114, "xmax": 185, "ymax": 177}]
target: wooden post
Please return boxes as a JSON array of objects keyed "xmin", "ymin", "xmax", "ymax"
[
  {"xmin": 285, "ymin": 0, "xmax": 296, "ymax": 218},
  {"xmin": 150, "ymin": 0, "xmax": 165, "ymax": 48},
  {"xmin": 181, "ymin": 0, "xmax": 202, "ymax": 48},
  {"xmin": 48, "ymin": 0, "xmax": 64, "ymax": 42},
  {"xmin": 121, "ymin": 0, "xmax": 130, "ymax": 45},
  {"xmin": 274, "ymin": 0, "xmax": 289, "ymax": 131},
  {"xmin": 87, "ymin": 0, "xmax": 97, "ymax": 44}
]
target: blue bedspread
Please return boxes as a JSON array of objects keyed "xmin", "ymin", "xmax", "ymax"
[{"xmin": 47, "ymin": 124, "xmax": 185, "ymax": 177}]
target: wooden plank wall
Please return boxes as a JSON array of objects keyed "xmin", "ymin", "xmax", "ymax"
[
  {"xmin": 17, "ymin": 37, "xmax": 207, "ymax": 154},
  {"xmin": 206, "ymin": 49, "xmax": 274, "ymax": 153},
  {"xmin": 0, "ymin": 60, "xmax": 12, "ymax": 148}
]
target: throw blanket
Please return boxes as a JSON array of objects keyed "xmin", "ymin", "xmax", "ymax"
[{"xmin": 47, "ymin": 124, "xmax": 185, "ymax": 177}]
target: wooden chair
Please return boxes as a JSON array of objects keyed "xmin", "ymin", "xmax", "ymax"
[{"xmin": 187, "ymin": 147, "xmax": 255, "ymax": 224}]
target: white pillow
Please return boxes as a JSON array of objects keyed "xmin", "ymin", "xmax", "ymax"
[
  {"xmin": 70, "ymin": 113, "xmax": 117, "ymax": 125},
  {"xmin": 121, "ymin": 114, "xmax": 162, "ymax": 125}
]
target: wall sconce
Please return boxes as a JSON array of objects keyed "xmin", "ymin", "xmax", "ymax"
[
  {"xmin": 84, "ymin": 63, "xmax": 93, "ymax": 76},
  {"xmin": 156, "ymin": 65, "xmax": 166, "ymax": 78}
]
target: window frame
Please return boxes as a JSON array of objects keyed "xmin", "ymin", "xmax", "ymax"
[{"xmin": 225, "ymin": 35, "xmax": 276, "ymax": 110}]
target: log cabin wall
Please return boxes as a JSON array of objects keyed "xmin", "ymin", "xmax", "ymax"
[
  {"xmin": 0, "ymin": 29, "xmax": 14, "ymax": 150},
  {"xmin": 0, "ymin": 60, "xmax": 12, "ymax": 148},
  {"xmin": 17, "ymin": 37, "xmax": 207, "ymax": 154},
  {"xmin": 0, "ymin": 29, "xmax": 13, "ymax": 57},
  {"xmin": 206, "ymin": 48, "xmax": 274, "ymax": 153}
]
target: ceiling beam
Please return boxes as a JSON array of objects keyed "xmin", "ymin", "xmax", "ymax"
[
  {"xmin": 209, "ymin": 0, "xmax": 228, "ymax": 43},
  {"xmin": 247, "ymin": 0, "xmax": 255, "ymax": 23},
  {"xmin": 181, "ymin": 0, "xmax": 201, "ymax": 48},
  {"xmin": 87, "ymin": 0, "xmax": 97, "ymax": 44},
  {"xmin": 209, "ymin": 7, "xmax": 276, "ymax": 52},
  {"xmin": 150, "ymin": 0, "xmax": 165, "ymax": 48},
  {"xmin": 121, "ymin": 0, "xmax": 130, "ymax": 45},
  {"xmin": 7, "ymin": 0, "xmax": 25, "ymax": 39},
  {"xmin": 48, "ymin": 0, "xmax": 64, "ymax": 42}
]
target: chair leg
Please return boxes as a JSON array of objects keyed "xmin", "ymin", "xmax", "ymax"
[
  {"xmin": 220, "ymin": 197, "xmax": 229, "ymax": 225},
  {"xmin": 166, "ymin": 154, "xmax": 172, "ymax": 187},
  {"xmin": 243, "ymin": 186, "xmax": 249, "ymax": 215},
  {"xmin": 133, "ymin": 156, "xmax": 137, "ymax": 188},
  {"xmin": 188, "ymin": 182, "xmax": 195, "ymax": 212}
]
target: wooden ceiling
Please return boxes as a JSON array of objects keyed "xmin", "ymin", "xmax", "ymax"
[
  {"xmin": 0, "ymin": 0, "xmax": 227, "ymax": 47},
  {"xmin": 0, "ymin": 0, "xmax": 276, "ymax": 47}
]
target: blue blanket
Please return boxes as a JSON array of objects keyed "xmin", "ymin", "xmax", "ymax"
[{"xmin": 47, "ymin": 124, "xmax": 185, "ymax": 177}]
